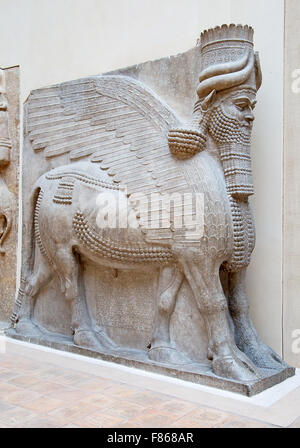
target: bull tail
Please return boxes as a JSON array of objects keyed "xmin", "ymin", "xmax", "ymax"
[{"xmin": 10, "ymin": 182, "xmax": 42, "ymax": 325}]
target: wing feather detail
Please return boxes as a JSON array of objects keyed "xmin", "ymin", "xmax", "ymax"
[{"xmin": 26, "ymin": 75, "xmax": 190, "ymax": 236}]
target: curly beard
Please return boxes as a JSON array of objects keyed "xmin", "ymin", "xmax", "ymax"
[
  {"xmin": 208, "ymin": 104, "xmax": 251, "ymax": 145},
  {"xmin": 208, "ymin": 105, "xmax": 254, "ymax": 200}
]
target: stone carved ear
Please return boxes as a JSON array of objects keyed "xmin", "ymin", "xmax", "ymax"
[
  {"xmin": 168, "ymin": 90, "xmax": 217, "ymax": 159},
  {"xmin": 201, "ymin": 89, "xmax": 216, "ymax": 111}
]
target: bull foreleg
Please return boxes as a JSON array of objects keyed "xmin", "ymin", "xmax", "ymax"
[
  {"xmin": 182, "ymin": 257, "xmax": 262, "ymax": 381},
  {"xmin": 228, "ymin": 268, "xmax": 287, "ymax": 369}
]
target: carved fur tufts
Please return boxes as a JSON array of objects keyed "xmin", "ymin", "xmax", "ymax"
[
  {"xmin": 72, "ymin": 211, "xmax": 175, "ymax": 264},
  {"xmin": 168, "ymin": 128, "xmax": 206, "ymax": 159}
]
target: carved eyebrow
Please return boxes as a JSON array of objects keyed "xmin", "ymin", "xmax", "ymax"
[
  {"xmin": 233, "ymin": 97, "xmax": 257, "ymax": 108},
  {"xmin": 232, "ymin": 96, "xmax": 251, "ymax": 103}
]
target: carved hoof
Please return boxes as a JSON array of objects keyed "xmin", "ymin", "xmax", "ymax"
[
  {"xmin": 241, "ymin": 342, "xmax": 288, "ymax": 371},
  {"xmin": 148, "ymin": 346, "xmax": 191, "ymax": 365},
  {"xmin": 212, "ymin": 354, "xmax": 262, "ymax": 382},
  {"xmin": 74, "ymin": 330, "xmax": 106, "ymax": 351},
  {"xmin": 15, "ymin": 318, "xmax": 43, "ymax": 337},
  {"xmin": 94, "ymin": 326, "xmax": 117, "ymax": 350}
]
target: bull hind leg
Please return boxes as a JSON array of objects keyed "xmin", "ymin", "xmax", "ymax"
[
  {"xmin": 15, "ymin": 247, "xmax": 52, "ymax": 336},
  {"xmin": 61, "ymin": 250, "xmax": 115, "ymax": 351},
  {"xmin": 148, "ymin": 265, "xmax": 190, "ymax": 364},
  {"xmin": 182, "ymin": 257, "xmax": 262, "ymax": 381}
]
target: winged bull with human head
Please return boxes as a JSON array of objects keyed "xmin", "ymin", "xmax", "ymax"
[{"xmin": 12, "ymin": 25, "xmax": 287, "ymax": 382}]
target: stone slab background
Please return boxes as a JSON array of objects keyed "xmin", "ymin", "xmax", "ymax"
[
  {"xmin": 0, "ymin": 0, "xmax": 294, "ymax": 363},
  {"xmin": 22, "ymin": 48, "xmax": 209, "ymax": 363}
]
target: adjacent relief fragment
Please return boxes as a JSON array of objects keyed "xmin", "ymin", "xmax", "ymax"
[
  {"xmin": 9, "ymin": 26, "xmax": 294, "ymax": 396},
  {"xmin": 0, "ymin": 177, "xmax": 13, "ymax": 254},
  {"xmin": 0, "ymin": 67, "xmax": 19, "ymax": 320},
  {"xmin": 0, "ymin": 69, "xmax": 12, "ymax": 252}
]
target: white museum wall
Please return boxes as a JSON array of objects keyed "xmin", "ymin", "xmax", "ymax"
[
  {"xmin": 0, "ymin": 0, "xmax": 285, "ymax": 356},
  {"xmin": 283, "ymin": 0, "xmax": 300, "ymax": 367},
  {"xmin": 0, "ymin": 0, "xmax": 233, "ymax": 102},
  {"xmin": 230, "ymin": 0, "xmax": 285, "ymax": 355}
]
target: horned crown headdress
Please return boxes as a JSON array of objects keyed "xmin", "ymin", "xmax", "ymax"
[
  {"xmin": 168, "ymin": 24, "xmax": 262, "ymax": 159},
  {"xmin": 197, "ymin": 24, "xmax": 262, "ymax": 98}
]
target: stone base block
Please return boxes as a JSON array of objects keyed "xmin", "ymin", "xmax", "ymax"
[{"xmin": 6, "ymin": 329, "xmax": 295, "ymax": 397}]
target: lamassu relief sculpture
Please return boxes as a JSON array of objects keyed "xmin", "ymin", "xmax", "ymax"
[
  {"xmin": 0, "ymin": 69, "xmax": 13, "ymax": 254},
  {"xmin": 9, "ymin": 25, "xmax": 294, "ymax": 395},
  {"xmin": 0, "ymin": 67, "xmax": 19, "ymax": 321}
]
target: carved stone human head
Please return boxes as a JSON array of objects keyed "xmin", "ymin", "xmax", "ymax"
[
  {"xmin": 169, "ymin": 24, "xmax": 262, "ymax": 201},
  {"xmin": 198, "ymin": 25, "xmax": 262, "ymax": 200},
  {"xmin": 197, "ymin": 25, "xmax": 261, "ymax": 134}
]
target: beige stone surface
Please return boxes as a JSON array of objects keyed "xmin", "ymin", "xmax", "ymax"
[{"xmin": 0, "ymin": 66, "xmax": 19, "ymax": 321}]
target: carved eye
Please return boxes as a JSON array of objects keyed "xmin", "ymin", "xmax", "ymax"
[{"xmin": 234, "ymin": 102, "xmax": 248, "ymax": 111}]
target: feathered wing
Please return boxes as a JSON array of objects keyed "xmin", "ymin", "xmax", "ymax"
[{"xmin": 26, "ymin": 75, "xmax": 190, "ymax": 238}]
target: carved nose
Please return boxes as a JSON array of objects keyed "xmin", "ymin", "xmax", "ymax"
[{"xmin": 245, "ymin": 110, "xmax": 254, "ymax": 124}]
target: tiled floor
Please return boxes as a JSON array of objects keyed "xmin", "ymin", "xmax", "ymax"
[{"xmin": 0, "ymin": 350, "xmax": 295, "ymax": 428}]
